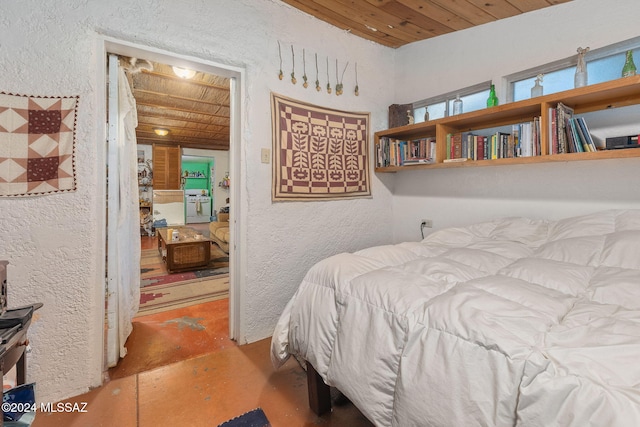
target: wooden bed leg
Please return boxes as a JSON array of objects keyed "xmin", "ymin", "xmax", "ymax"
[{"xmin": 306, "ymin": 362, "xmax": 331, "ymax": 416}]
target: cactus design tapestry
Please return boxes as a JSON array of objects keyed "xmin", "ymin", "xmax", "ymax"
[
  {"xmin": 271, "ymin": 93, "xmax": 370, "ymax": 201},
  {"xmin": 0, "ymin": 92, "xmax": 78, "ymax": 197}
]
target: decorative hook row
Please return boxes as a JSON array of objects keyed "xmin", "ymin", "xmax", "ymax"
[{"xmin": 278, "ymin": 42, "xmax": 359, "ymax": 96}]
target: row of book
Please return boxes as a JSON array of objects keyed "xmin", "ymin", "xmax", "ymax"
[
  {"xmin": 446, "ymin": 119, "xmax": 542, "ymax": 162},
  {"xmin": 550, "ymin": 102, "xmax": 598, "ymax": 153},
  {"xmin": 376, "ymin": 136, "xmax": 436, "ymax": 167}
]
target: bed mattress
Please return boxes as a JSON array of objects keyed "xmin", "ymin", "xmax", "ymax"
[{"xmin": 271, "ymin": 209, "xmax": 640, "ymax": 426}]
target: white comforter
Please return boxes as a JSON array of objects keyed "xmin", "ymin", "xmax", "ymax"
[{"xmin": 271, "ymin": 210, "xmax": 640, "ymax": 426}]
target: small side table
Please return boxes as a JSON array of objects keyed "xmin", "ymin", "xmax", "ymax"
[
  {"xmin": 157, "ymin": 227, "xmax": 211, "ymax": 273},
  {"xmin": 0, "ymin": 303, "xmax": 43, "ymax": 426}
]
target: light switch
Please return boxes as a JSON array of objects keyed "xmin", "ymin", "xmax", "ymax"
[{"xmin": 261, "ymin": 148, "xmax": 270, "ymax": 164}]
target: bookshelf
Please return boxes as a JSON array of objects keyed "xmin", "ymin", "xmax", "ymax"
[{"xmin": 375, "ymin": 75, "xmax": 640, "ymax": 172}]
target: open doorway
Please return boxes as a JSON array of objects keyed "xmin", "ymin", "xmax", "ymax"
[
  {"xmin": 126, "ymin": 57, "xmax": 232, "ymax": 316},
  {"xmin": 137, "ymin": 149, "xmax": 230, "ymax": 316},
  {"xmin": 102, "ymin": 39, "xmax": 243, "ymax": 373}
]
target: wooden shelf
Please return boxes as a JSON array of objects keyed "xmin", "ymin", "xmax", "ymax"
[{"xmin": 375, "ymin": 75, "xmax": 640, "ymax": 173}]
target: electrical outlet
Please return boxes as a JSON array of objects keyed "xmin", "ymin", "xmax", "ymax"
[
  {"xmin": 421, "ymin": 219, "xmax": 433, "ymax": 228},
  {"xmin": 261, "ymin": 148, "xmax": 270, "ymax": 164}
]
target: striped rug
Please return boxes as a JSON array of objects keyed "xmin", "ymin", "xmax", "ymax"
[
  {"xmin": 136, "ymin": 274, "xmax": 229, "ymax": 317},
  {"xmin": 138, "ymin": 244, "xmax": 229, "ymax": 316}
]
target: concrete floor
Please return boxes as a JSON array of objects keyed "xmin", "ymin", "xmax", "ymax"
[{"xmin": 32, "ymin": 289, "xmax": 374, "ymax": 426}]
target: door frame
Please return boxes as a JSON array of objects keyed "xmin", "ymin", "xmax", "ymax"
[{"xmin": 96, "ymin": 36, "xmax": 246, "ymax": 370}]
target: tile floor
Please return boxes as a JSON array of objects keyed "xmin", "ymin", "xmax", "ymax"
[
  {"xmin": 110, "ymin": 298, "xmax": 233, "ymax": 379},
  {"xmin": 32, "ymin": 299, "xmax": 373, "ymax": 427}
]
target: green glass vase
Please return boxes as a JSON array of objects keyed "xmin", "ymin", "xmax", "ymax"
[
  {"xmin": 487, "ymin": 84, "xmax": 498, "ymax": 107},
  {"xmin": 622, "ymin": 50, "xmax": 637, "ymax": 77}
]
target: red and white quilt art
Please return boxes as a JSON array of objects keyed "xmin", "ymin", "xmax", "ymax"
[
  {"xmin": 271, "ymin": 93, "xmax": 371, "ymax": 201},
  {"xmin": 0, "ymin": 92, "xmax": 78, "ymax": 197}
]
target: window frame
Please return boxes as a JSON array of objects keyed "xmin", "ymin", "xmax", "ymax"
[
  {"xmin": 505, "ymin": 35, "xmax": 640, "ymax": 103},
  {"xmin": 412, "ymin": 80, "xmax": 491, "ymax": 122}
]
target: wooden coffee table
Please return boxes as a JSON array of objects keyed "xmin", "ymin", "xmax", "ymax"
[{"xmin": 157, "ymin": 227, "xmax": 211, "ymax": 273}]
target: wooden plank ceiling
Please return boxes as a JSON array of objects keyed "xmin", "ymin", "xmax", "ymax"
[
  {"xmin": 281, "ymin": 0, "xmax": 571, "ymax": 48},
  {"xmin": 129, "ymin": 61, "xmax": 231, "ymax": 151}
]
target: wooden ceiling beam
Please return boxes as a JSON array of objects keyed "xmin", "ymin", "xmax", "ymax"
[
  {"xmin": 133, "ymin": 89, "xmax": 230, "ymax": 109},
  {"xmin": 137, "ymin": 113, "xmax": 230, "ymax": 129},
  {"xmin": 390, "ymin": 0, "xmax": 474, "ymax": 32},
  {"xmin": 372, "ymin": 1, "xmax": 456, "ymax": 36},
  {"xmin": 281, "ymin": 0, "xmax": 405, "ymax": 47},
  {"xmin": 137, "ymin": 126, "xmax": 229, "ymax": 139},
  {"xmin": 135, "ymin": 101, "xmax": 229, "ymax": 119},
  {"xmin": 138, "ymin": 69, "xmax": 230, "ymax": 91},
  {"xmin": 136, "ymin": 134, "xmax": 229, "ymax": 146},
  {"xmin": 311, "ymin": 0, "xmax": 428, "ymax": 42},
  {"xmin": 428, "ymin": 0, "xmax": 495, "ymax": 26},
  {"xmin": 138, "ymin": 127, "xmax": 229, "ymax": 139},
  {"xmin": 512, "ymin": 0, "xmax": 566, "ymax": 13},
  {"xmin": 464, "ymin": 0, "xmax": 522, "ymax": 19},
  {"xmin": 139, "ymin": 139, "xmax": 230, "ymax": 151}
]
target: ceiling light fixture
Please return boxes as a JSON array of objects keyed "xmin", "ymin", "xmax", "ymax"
[
  {"xmin": 172, "ymin": 66, "xmax": 196, "ymax": 79},
  {"xmin": 153, "ymin": 128, "xmax": 169, "ymax": 136}
]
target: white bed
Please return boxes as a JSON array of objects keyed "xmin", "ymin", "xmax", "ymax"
[{"xmin": 271, "ymin": 209, "xmax": 640, "ymax": 426}]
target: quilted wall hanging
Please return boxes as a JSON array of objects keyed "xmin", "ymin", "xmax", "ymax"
[
  {"xmin": 271, "ymin": 93, "xmax": 371, "ymax": 201},
  {"xmin": 0, "ymin": 92, "xmax": 78, "ymax": 197}
]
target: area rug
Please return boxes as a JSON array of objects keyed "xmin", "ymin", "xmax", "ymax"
[
  {"xmin": 218, "ymin": 408, "xmax": 271, "ymax": 427},
  {"xmin": 136, "ymin": 275, "xmax": 229, "ymax": 317},
  {"xmin": 271, "ymin": 92, "xmax": 371, "ymax": 201},
  {"xmin": 140, "ymin": 244, "xmax": 229, "ymax": 287},
  {"xmin": 0, "ymin": 92, "xmax": 78, "ymax": 197}
]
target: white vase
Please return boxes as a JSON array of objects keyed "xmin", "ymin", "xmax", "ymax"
[
  {"xmin": 453, "ymin": 95, "xmax": 463, "ymax": 115},
  {"xmin": 574, "ymin": 47, "xmax": 589, "ymax": 88}
]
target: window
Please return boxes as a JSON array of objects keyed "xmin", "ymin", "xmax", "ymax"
[
  {"xmin": 412, "ymin": 82, "xmax": 490, "ymax": 123},
  {"xmin": 509, "ymin": 36, "xmax": 640, "ymax": 102}
]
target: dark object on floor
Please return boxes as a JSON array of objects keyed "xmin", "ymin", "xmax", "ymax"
[
  {"xmin": 3, "ymin": 382, "xmax": 35, "ymax": 422},
  {"xmin": 217, "ymin": 407, "xmax": 271, "ymax": 427}
]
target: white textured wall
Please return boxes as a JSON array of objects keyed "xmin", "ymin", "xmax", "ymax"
[
  {"xmin": 390, "ymin": 0, "xmax": 640, "ymax": 242},
  {"xmin": 5, "ymin": 0, "xmax": 636, "ymax": 405},
  {"xmin": 0, "ymin": 0, "xmax": 395, "ymax": 402}
]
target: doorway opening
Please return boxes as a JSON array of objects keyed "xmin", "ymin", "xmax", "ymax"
[
  {"xmin": 138, "ymin": 149, "xmax": 230, "ymax": 316},
  {"xmin": 102, "ymin": 39, "xmax": 244, "ymax": 373}
]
